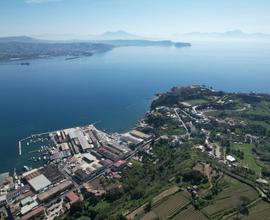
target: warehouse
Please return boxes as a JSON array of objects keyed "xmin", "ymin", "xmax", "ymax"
[
  {"xmin": 27, "ymin": 175, "xmax": 51, "ymax": 193},
  {"xmin": 129, "ymin": 130, "xmax": 152, "ymax": 141},
  {"xmin": 37, "ymin": 180, "xmax": 73, "ymax": 202}
]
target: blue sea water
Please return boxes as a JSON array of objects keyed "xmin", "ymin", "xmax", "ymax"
[{"xmin": 0, "ymin": 41, "xmax": 270, "ymax": 172}]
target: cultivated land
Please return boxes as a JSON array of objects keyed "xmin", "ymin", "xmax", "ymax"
[{"xmin": 1, "ymin": 85, "xmax": 270, "ymax": 220}]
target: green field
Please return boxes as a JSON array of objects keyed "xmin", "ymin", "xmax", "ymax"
[
  {"xmin": 233, "ymin": 144, "xmax": 262, "ymax": 175},
  {"xmin": 185, "ymin": 99, "xmax": 209, "ymax": 106}
]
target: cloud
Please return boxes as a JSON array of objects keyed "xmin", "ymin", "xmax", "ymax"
[{"xmin": 25, "ymin": 0, "xmax": 62, "ymax": 4}]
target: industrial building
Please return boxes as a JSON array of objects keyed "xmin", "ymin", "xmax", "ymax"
[
  {"xmin": 129, "ymin": 130, "xmax": 152, "ymax": 141},
  {"xmin": 37, "ymin": 180, "xmax": 73, "ymax": 203},
  {"xmin": 27, "ymin": 174, "xmax": 51, "ymax": 193}
]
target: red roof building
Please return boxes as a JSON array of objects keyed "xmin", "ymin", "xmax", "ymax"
[
  {"xmin": 20, "ymin": 206, "xmax": 45, "ymax": 220},
  {"xmin": 66, "ymin": 191, "xmax": 80, "ymax": 206}
]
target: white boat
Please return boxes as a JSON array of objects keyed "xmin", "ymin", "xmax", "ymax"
[{"xmin": 23, "ymin": 166, "xmax": 30, "ymax": 171}]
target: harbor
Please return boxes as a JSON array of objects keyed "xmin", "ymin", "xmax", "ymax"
[
  {"xmin": 0, "ymin": 122, "xmax": 153, "ymax": 219},
  {"xmin": 16, "ymin": 133, "xmax": 54, "ymax": 173}
]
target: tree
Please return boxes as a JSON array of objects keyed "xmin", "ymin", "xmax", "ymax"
[
  {"xmin": 144, "ymin": 201, "xmax": 152, "ymax": 213},
  {"xmin": 182, "ymin": 170, "xmax": 208, "ymax": 185}
]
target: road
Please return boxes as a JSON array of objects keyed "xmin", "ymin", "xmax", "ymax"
[
  {"xmin": 48, "ymin": 137, "xmax": 155, "ymax": 208},
  {"xmin": 174, "ymin": 108, "xmax": 189, "ymax": 134}
]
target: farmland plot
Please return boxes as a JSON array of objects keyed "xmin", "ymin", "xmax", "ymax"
[
  {"xmin": 172, "ymin": 205, "xmax": 208, "ymax": 220},
  {"xmin": 152, "ymin": 192, "xmax": 190, "ymax": 219},
  {"xmin": 202, "ymin": 175, "xmax": 259, "ymax": 219}
]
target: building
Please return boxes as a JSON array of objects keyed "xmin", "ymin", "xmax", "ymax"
[
  {"xmin": 0, "ymin": 207, "xmax": 8, "ymax": 219},
  {"xmin": 20, "ymin": 206, "xmax": 45, "ymax": 220},
  {"xmin": 20, "ymin": 196, "xmax": 33, "ymax": 207},
  {"xmin": 112, "ymin": 160, "xmax": 127, "ymax": 171},
  {"xmin": 120, "ymin": 133, "xmax": 143, "ymax": 146},
  {"xmin": 41, "ymin": 164, "xmax": 65, "ymax": 184},
  {"xmin": 0, "ymin": 195, "xmax": 6, "ymax": 207},
  {"xmin": 65, "ymin": 128, "xmax": 92, "ymax": 152},
  {"xmin": 20, "ymin": 201, "xmax": 38, "ymax": 215},
  {"xmin": 129, "ymin": 130, "xmax": 152, "ymax": 141},
  {"xmin": 226, "ymin": 155, "xmax": 236, "ymax": 163},
  {"xmin": 37, "ymin": 180, "xmax": 73, "ymax": 203},
  {"xmin": 65, "ymin": 191, "xmax": 80, "ymax": 206},
  {"xmin": 27, "ymin": 175, "xmax": 52, "ymax": 193},
  {"xmin": 59, "ymin": 143, "xmax": 70, "ymax": 151},
  {"xmin": 23, "ymin": 169, "xmax": 41, "ymax": 181}
]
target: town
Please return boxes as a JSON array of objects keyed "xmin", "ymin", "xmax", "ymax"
[
  {"xmin": 0, "ymin": 124, "xmax": 152, "ymax": 219},
  {"xmin": 1, "ymin": 85, "xmax": 270, "ymax": 220}
]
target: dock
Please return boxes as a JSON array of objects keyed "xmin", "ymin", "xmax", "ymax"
[{"xmin": 18, "ymin": 141, "xmax": 22, "ymax": 156}]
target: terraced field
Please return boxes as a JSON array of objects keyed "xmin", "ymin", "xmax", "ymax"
[
  {"xmin": 202, "ymin": 175, "xmax": 259, "ymax": 219},
  {"xmin": 139, "ymin": 191, "xmax": 191, "ymax": 220},
  {"xmin": 152, "ymin": 192, "xmax": 190, "ymax": 219},
  {"xmin": 227, "ymin": 200, "xmax": 270, "ymax": 220},
  {"xmin": 172, "ymin": 205, "xmax": 208, "ymax": 220}
]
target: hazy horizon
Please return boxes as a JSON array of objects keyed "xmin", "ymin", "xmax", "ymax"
[{"xmin": 1, "ymin": 0, "xmax": 270, "ymax": 40}]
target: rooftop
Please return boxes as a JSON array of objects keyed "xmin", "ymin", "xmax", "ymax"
[
  {"xmin": 66, "ymin": 191, "xmax": 80, "ymax": 204},
  {"xmin": 226, "ymin": 155, "xmax": 236, "ymax": 162},
  {"xmin": 114, "ymin": 160, "xmax": 127, "ymax": 168},
  {"xmin": 21, "ymin": 201, "xmax": 38, "ymax": 215},
  {"xmin": 28, "ymin": 175, "xmax": 51, "ymax": 192},
  {"xmin": 38, "ymin": 180, "xmax": 73, "ymax": 202},
  {"xmin": 130, "ymin": 130, "xmax": 151, "ymax": 140},
  {"xmin": 21, "ymin": 206, "xmax": 44, "ymax": 220},
  {"xmin": 66, "ymin": 128, "xmax": 91, "ymax": 150},
  {"xmin": 20, "ymin": 196, "xmax": 33, "ymax": 207}
]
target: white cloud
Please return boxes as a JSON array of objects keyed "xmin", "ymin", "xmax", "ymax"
[{"xmin": 25, "ymin": 0, "xmax": 62, "ymax": 4}]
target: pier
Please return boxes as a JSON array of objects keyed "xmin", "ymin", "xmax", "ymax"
[
  {"xmin": 18, "ymin": 141, "xmax": 22, "ymax": 156},
  {"xmin": 17, "ymin": 132, "xmax": 51, "ymax": 156}
]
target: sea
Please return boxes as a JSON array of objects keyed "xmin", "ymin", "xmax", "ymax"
[{"xmin": 0, "ymin": 40, "xmax": 270, "ymax": 173}]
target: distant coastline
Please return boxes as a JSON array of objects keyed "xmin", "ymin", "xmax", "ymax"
[{"xmin": 0, "ymin": 36, "xmax": 191, "ymax": 62}]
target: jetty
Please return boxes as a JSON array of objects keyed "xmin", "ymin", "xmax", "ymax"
[{"xmin": 18, "ymin": 141, "xmax": 22, "ymax": 156}]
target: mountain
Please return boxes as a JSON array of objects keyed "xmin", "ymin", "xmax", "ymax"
[
  {"xmin": 175, "ymin": 30, "xmax": 270, "ymax": 40},
  {"xmin": 94, "ymin": 30, "xmax": 142, "ymax": 40},
  {"xmin": 0, "ymin": 36, "xmax": 43, "ymax": 43}
]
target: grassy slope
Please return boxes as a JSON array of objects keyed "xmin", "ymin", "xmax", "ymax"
[{"xmin": 233, "ymin": 144, "xmax": 262, "ymax": 175}]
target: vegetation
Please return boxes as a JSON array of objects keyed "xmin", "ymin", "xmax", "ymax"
[
  {"xmin": 64, "ymin": 85, "xmax": 270, "ymax": 220},
  {"xmin": 63, "ymin": 141, "xmax": 198, "ymax": 220}
]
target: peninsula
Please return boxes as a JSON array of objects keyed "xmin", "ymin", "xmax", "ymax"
[{"xmin": 1, "ymin": 85, "xmax": 270, "ymax": 220}]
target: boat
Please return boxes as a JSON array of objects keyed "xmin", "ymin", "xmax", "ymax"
[
  {"xmin": 20, "ymin": 62, "xmax": 30, "ymax": 66},
  {"xmin": 23, "ymin": 166, "xmax": 30, "ymax": 171}
]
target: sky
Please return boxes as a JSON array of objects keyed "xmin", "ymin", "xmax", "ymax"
[{"xmin": 0, "ymin": 0, "xmax": 270, "ymax": 39}]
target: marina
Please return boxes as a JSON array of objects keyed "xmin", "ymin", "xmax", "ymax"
[{"xmin": 15, "ymin": 134, "xmax": 54, "ymax": 173}]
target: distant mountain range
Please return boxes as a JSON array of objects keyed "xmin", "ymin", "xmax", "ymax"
[
  {"xmin": 32, "ymin": 30, "xmax": 143, "ymax": 42},
  {"xmin": 0, "ymin": 36, "xmax": 43, "ymax": 43},
  {"xmin": 175, "ymin": 30, "xmax": 270, "ymax": 39}
]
